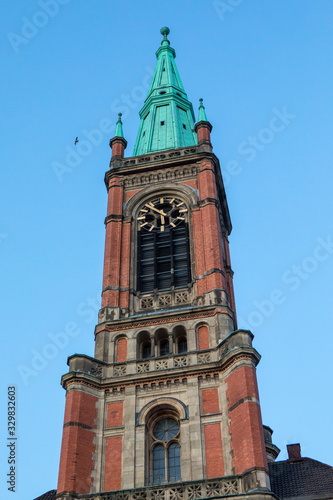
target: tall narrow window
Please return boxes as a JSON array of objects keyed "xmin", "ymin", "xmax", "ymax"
[
  {"xmin": 168, "ymin": 443, "xmax": 181, "ymax": 482},
  {"xmin": 178, "ymin": 337, "xmax": 187, "ymax": 354},
  {"xmin": 153, "ymin": 444, "xmax": 166, "ymax": 484},
  {"xmin": 137, "ymin": 197, "xmax": 191, "ymax": 293},
  {"xmin": 142, "ymin": 342, "xmax": 151, "ymax": 359},
  {"xmin": 160, "ymin": 339, "xmax": 169, "ymax": 356},
  {"xmin": 150, "ymin": 417, "xmax": 181, "ymax": 484}
]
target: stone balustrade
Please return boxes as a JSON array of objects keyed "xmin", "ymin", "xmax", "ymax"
[{"xmin": 79, "ymin": 476, "xmax": 241, "ymax": 500}]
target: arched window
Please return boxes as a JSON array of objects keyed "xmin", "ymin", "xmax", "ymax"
[
  {"xmin": 178, "ymin": 337, "xmax": 187, "ymax": 354},
  {"xmin": 160, "ymin": 339, "xmax": 169, "ymax": 356},
  {"xmin": 174, "ymin": 325, "xmax": 187, "ymax": 354},
  {"xmin": 137, "ymin": 197, "xmax": 191, "ymax": 293},
  {"xmin": 137, "ymin": 330, "xmax": 151, "ymax": 360},
  {"xmin": 142, "ymin": 342, "xmax": 151, "ymax": 359},
  {"xmin": 155, "ymin": 328, "xmax": 170, "ymax": 357},
  {"xmin": 151, "ymin": 418, "xmax": 181, "ymax": 484}
]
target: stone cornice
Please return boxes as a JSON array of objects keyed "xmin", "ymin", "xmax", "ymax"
[
  {"xmin": 105, "ymin": 146, "xmax": 218, "ymax": 182},
  {"xmin": 95, "ymin": 305, "xmax": 234, "ymax": 334},
  {"xmin": 122, "ymin": 164, "xmax": 200, "ymax": 189},
  {"xmin": 61, "ymin": 344, "xmax": 260, "ymax": 392}
]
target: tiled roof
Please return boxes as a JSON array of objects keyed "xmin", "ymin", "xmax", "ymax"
[
  {"xmin": 33, "ymin": 489, "xmax": 56, "ymax": 500},
  {"xmin": 269, "ymin": 458, "xmax": 333, "ymax": 498}
]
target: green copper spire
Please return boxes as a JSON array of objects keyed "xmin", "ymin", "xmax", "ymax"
[
  {"xmin": 114, "ymin": 113, "xmax": 124, "ymax": 138},
  {"xmin": 133, "ymin": 27, "xmax": 197, "ymax": 155},
  {"xmin": 198, "ymin": 98, "xmax": 208, "ymax": 122}
]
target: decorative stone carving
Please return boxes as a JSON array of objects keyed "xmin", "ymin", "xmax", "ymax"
[
  {"xmin": 124, "ymin": 165, "xmax": 199, "ymax": 189},
  {"xmin": 97, "ymin": 477, "xmax": 240, "ymax": 500},
  {"xmin": 206, "ymin": 483, "xmax": 221, "ymax": 497},
  {"xmin": 115, "ymin": 493, "xmax": 130, "ymax": 500},
  {"xmin": 141, "ymin": 297, "xmax": 154, "ymax": 309},
  {"xmin": 151, "ymin": 489, "xmax": 165, "ymax": 500},
  {"xmin": 158, "ymin": 294, "xmax": 171, "ymax": 306},
  {"xmin": 174, "ymin": 357, "xmax": 188, "ymax": 367},
  {"xmin": 175, "ymin": 291, "xmax": 188, "ymax": 304},
  {"xmin": 156, "ymin": 359, "xmax": 168, "ymax": 370},
  {"xmin": 169, "ymin": 487, "xmax": 185, "ymax": 500},
  {"xmin": 132, "ymin": 492, "xmax": 147, "ymax": 500},
  {"xmin": 123, "ymin": 146, "xmax": 199, "ymax": 169},
  {"xmin": 114, "ymin": 365, "xmax": 126, "ymax": 376},
  {"xmin": 138, "ymin": 156, "xmax": 151, "ymax": 163},
  {"xmin": 138, "ymin": 288, "xmax": 191, "ymax": 312},
  {"xmin": 187, "ymin": 486, "xmax": 202, "ymax": 499},
  {"xmin": 198, "ymin": 353, "xmax": 211, "ymax": 364},
  {"xmin": 206, "ymin": 480, "xmax": 239, "ymax": 496},
  {"xmin": 90, "ymin": 363, "xmax": 102, "ymax": 377},
  {"xmin": 137, "ymin": 362, "xmax": 150, "ymax": 373},
  {"xmin": 221, "ymin": 479, "xmax": 239, "ymax": 494}
]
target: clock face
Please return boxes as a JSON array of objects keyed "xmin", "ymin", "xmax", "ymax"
[{"xmin": 137, "ymin": 197, "xmax": 188, "ymax": 232}]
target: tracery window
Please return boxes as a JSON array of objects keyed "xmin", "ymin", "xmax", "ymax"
[
  {"xmin": 151, "ymin": 418, "xmax": 181, "ymax": 484},
  {"xmin": 137, "ymin": 197, "xmax": 191, "ymax": 293}
]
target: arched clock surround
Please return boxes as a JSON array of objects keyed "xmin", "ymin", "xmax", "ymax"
[{"xmin": 124, "ymin": 183, "xmax": 198, "ymax": 315}]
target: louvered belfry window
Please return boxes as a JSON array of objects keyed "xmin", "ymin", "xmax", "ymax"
[{"xmin": 137, "ymin": 197, "xmax": 191, "ymax": 293}]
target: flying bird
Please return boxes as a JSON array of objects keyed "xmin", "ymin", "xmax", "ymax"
[{"xmin": 74, "ymin": 137, "xmax": 79, "ymax": 145}]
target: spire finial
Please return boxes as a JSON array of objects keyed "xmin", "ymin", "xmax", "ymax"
[
  {"xmin": 160, "ymin": 26, "xmax": 170, "ymax": 46},
  {"xmin": 198, "ymin": 98, "xmax": 208, "ymax": 122},
  {"xmin": 114, "ymin": 113, "xmax": 124, "ymax": 138}
]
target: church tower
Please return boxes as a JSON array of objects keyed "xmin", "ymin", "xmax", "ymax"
[{"xmin": 56, "ymin": 27, "xmax": 276, "ymax": 500}]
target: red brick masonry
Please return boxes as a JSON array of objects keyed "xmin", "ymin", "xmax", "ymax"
[
  {"xmin": 57, "ymin": 391, "xmax": 98, "ymax": 494},
  {"xmin": 226, "ymin": 366, "xmax": 267, "ymax": 474},
  {"xmin": 107, "ymin": 401, "xmax": 123, "ymax": 428},
  {"xmin": 202, "ymin": 388, "xmax": 220, "ymax": 415},
  {"xmin": 204, "ymin": 423, "xmax": 224, "ymax": 478},
  {"xmin": 104, "ymin": 437, "xmax": 122, "ymax": 490}
]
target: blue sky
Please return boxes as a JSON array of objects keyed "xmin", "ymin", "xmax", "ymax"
[{"xmin": 1, "ymin": 1, "xmax": 333, "ymax": 498}]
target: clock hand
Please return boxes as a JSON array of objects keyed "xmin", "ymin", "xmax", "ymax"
[{"xmin": 145, "ymin": 203, "xmax": 167, "ymax": 216}]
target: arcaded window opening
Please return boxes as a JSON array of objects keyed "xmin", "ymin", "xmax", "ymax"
[{"xmin": 173, "ymin": 325, "xmax": 187, "ymax": 354}]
